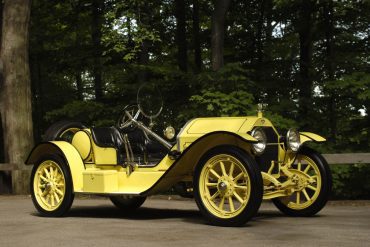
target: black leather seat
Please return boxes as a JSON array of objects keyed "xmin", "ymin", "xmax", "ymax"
[
  {"xmin": 91, "ymin": 127, "xmax": 169, "ymax": 165},
  {"xmin": 91, "ymin": 127, "xmax": 124, "ymax": 149},
  {"xmin": 91, "ymin": 127, "xmax": 125, "ymax": 164},
  {"xmin": 125, "ymin": 129, "xmax": 169, "ymax": 161}
]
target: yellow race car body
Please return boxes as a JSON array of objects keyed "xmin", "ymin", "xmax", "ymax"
[{"xmin": 26, "ymin": 105, "xmax": 331, "ymax": 227}]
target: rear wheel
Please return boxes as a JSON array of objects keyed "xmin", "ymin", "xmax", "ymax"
[
  {"xmin": 272, "ymin": 147, "xmax": 332, "ymax": 216},
  {"xmin": 109, "ymin": 196, "xmax": 146, "ymax": 210},
  {"xmin": 194, "ymin": 146, "xmax": 263, "ymax": 227},
  {"xmin": 43, "ymin": 120, "xmax": 86, "ymax": 142},
  {"xmin": 30, "ymin": 154, "xmax": 74, "ymax": 217}
]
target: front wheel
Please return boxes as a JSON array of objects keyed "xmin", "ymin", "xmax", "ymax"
[
  {"xmin": 30, "ymin": 154, "xmax": 74, "ymax": 217},
  {"xmin": 272, "ymin": 146, "xmax": 332, "ymax": 216},
  {"xmin": 194, "ymin": 146, "xmax": 263, "ymax": 227}
]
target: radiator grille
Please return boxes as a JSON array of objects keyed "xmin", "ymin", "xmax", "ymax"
[{"xmin": 253, "ymin": 127, "xmax": 279, "ymax": 173}]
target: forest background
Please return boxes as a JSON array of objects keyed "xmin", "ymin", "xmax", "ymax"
[{"xmin": 0, "ymin": 0, "xmax": 369, "ymax": 198}]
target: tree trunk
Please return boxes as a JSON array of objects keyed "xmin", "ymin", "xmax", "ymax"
[
  {"xmin": 127, "ymin": 16, "xmax": 134, "ymax": 49},
  {"xmin": 298, "ymin": 0, "xmax": 315, "ymax": 121},
  {"xmin": 138, "ymin": 40, "xmax": 149, "ymax": 83},
  {"xmin": 0, "ymin": 1, "xmax": 3, "ymax": 42},
  {"xmin": 0, "ymin": 0, "xmax": 33, "ymax": 194},
  {"xmin": 211, "ymin": 0, "xmax": 231, "ymax": 71},
  {"xmin": 0, "ymin": 0, "xmax": 4, "ymax": 163},
  {"xmin": 137, "ymin": 4, "xmax": 150, "ymax": 83},
  {"xmin": 29, "ymin": 52, "xmax": 43, "ymax": 144},
  {"xmin": 75, "ymin": 72, "xmax": 83, "ymax": 100},
  {"xmin": 256, "ymin": 0, "xmax": 265, "ymax": 64},
  {"xmin": 323, "ymin": 0, "xmax": 337, "ymax": 142},
  {"xmin": 192, "ymin": 0, "xmax": 201, "ymax": 73},
  {"xmin": 254, "ymin": 0, "xmax": 267, "ymax": 87},
  {"xmin": 91, "ymin": 0, "xmax": 103, "ymax": 101},
  {"xmin": 74, "ymin": 2, "xmax": 84, "ymax": 101},
  {"xmin": 265, "ymin": 0, "xmax": 273, "ymax": 45},
  {"xmin": 174, "ymin": 0, "xmax": 188, "ymax": 72}
]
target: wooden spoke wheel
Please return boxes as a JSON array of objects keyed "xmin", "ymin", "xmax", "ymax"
[
  {"xmin": 194, "ymin": 146, "xmax": 263, "ymax": 227},
  {"xmin": 273, "ymin": 147, "xmax": 332, "ymax": 216},
  {"xmin": 30, "ymin": 155, "xmax": 74, "ymax": 217}
]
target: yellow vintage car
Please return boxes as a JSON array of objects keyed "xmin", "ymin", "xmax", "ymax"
[{"xmin": 26, "ymin": 85, "xmax": 331, "ymax": 227}]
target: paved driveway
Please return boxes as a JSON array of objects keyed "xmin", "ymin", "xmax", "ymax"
[{"xmin": 0, "ymin": 196, "xmax": 369, "ymax": 246}]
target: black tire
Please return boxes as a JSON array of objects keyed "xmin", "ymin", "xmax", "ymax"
[
  {"xmin": 43, "ymin": 120, "xmax": 86, "ymax": 142},
  {"xmin": 272, "ymin": 146, "xmax": 332, "ymax": 217},
  {"xmin": 109, "ymin": 196, "xmax": 146, "ymax": 210},
  {"xmin": 30, "ymin": 154, "xmax": 74, "ymax": 217},
  {"xmin": 194, "ymin": 145, "xmax": 263, "ymax": 227}
]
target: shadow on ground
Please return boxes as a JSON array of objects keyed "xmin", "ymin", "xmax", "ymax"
[
  {"xmin": 32, "ymin": 205, "xmax": 203, "ymax": 223},
  {"xmin": 30, "ymin": 203, "xmax": 305, "ymax": 226}
]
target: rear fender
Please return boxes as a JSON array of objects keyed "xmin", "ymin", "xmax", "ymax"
[{"xmin": 25, "ymin": 141, "xmax": 85, "ymax": 192}]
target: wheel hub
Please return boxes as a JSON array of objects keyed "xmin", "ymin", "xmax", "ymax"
[
  {"xmin": 218, "ymin": 181, "xmax": 228, "ymax": 192},
  {"xmin": 218, "ymin": 176, "xmax": 235, "ymax": 197},
  {"xmin": 45, "ymin": 183, "xmax": 52, "ymax": 191},
  {"xmin": 292, "ymin": 174, "xmax": 309, "ymax": 191}
]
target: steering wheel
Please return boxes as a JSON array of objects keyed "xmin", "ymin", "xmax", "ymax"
[
  {"xmin": 137, "ymin": 83, "xmax": 163, "ymax": 119},
  {"xmin": 117, "ymin": 104, "xmax": 141, "ymax": 132}
]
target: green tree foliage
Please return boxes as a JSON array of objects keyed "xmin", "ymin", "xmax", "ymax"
[{"xmin": 28, "ymin": 0, "xmax": 370, "ymax": 198}]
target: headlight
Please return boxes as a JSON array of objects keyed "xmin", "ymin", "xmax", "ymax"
[
  {"xmin": 251, "ymin": 128, "xmax": 267, "ymax": 155},
  {"xmin": 286, "ymin": 128, "xmax": 301, "ymax": 152},
  {"xmin": 163, "ymin": 126, "xmax": 175, "ymax": 140}
]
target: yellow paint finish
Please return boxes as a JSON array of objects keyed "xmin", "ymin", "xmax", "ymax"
[
  {"xmin": 136, "ymin": 155, "xmax": 175, "ymax": 172},
  {"xmin": 115, "ymin": 155, "xmax": 173, "ymax": 193},
  {"xmin": 117, "ymin": 170, "xmax": 165, "ymax": 194},
  {"xmin": 238, "ymin": 117, "xmax": 260, "ymax": 133},
  {"xmin": 25, "ymin": 141, "xmax": 85, "ymax": 192},
  {"xmin": 237, "ymin": 133, "xmax": 258, "ymax": 142},
  {"xmin": 199, "ymin": 154, "xmax": 251, "ymax": 218},
  {"xmin": 177, "ymin": 117, "xmax": 259, "ymax": 152},
  {"xmin": 83, "ymin": 169, "xmax": 118, "ymax": 193},
  {"xmin": 78, "ymin": 155, "xmax": 174, "ymax": 194},
  {"xmin": 186, "ymin": 117, "xmax": 247, "ymax": 134},
  {"xmin": 33, "ymin": 159, "xmax": 66, "ymax": 211},
  {"xmin": 279, "ymin": 154, "xmax": 322, "ymax": 209},
  {"xmin": 146, "ymin": 132, "xmax": 254, "ymax": 195},
  {"xmin": 51, "ymin": 141, "xmax": 85, "ymax": 191},
  {"xmin": 91, "ymin": 142, "xmax": 117, "ymax": 165},
  {"xmin": 72, "ymin": 131, "xmax": 91, "ymax": 160},
  {"xmin": 300, "ymin": 132, "xmax": 326, "ymax": 143}
]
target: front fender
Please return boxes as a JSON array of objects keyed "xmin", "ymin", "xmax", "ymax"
[
  {"xmin": 300, "ymin": 132, "xmax": 326, "ymax": 144},
  {"xmin": 235, "ymin": 132, "xmax": 258, "ymax": 143},
  {"xmin": 25, "ymin": 141, "xmax": 85, "ymax": 192},
  {"xmin": 142, "ymin": 131, "xmax": 256, "ymax": 195}
]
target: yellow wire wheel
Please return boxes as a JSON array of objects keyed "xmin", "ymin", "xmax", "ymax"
[
  {"xmin": 30, "ymin": 155, "xmax": 74, "ymax": 217},
  {"xmin": 194, "ymin": 146, "xmax": 263, "ymax": 227},
  {"xmin": 273, "ymin": 147, "xmax": 332, "ymax": 217}
]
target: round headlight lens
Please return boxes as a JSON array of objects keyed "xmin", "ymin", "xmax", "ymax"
[
  {"xmin": 251, "ymin": 128, "xmax": 267, "ymax": 155},
  {"xmin": 163, "ymin": 126, "xmax": 175, "ymax": 140},
  {"xmin": 286, "ymin": 128, "xmax": 301, "ymax": 152}
]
